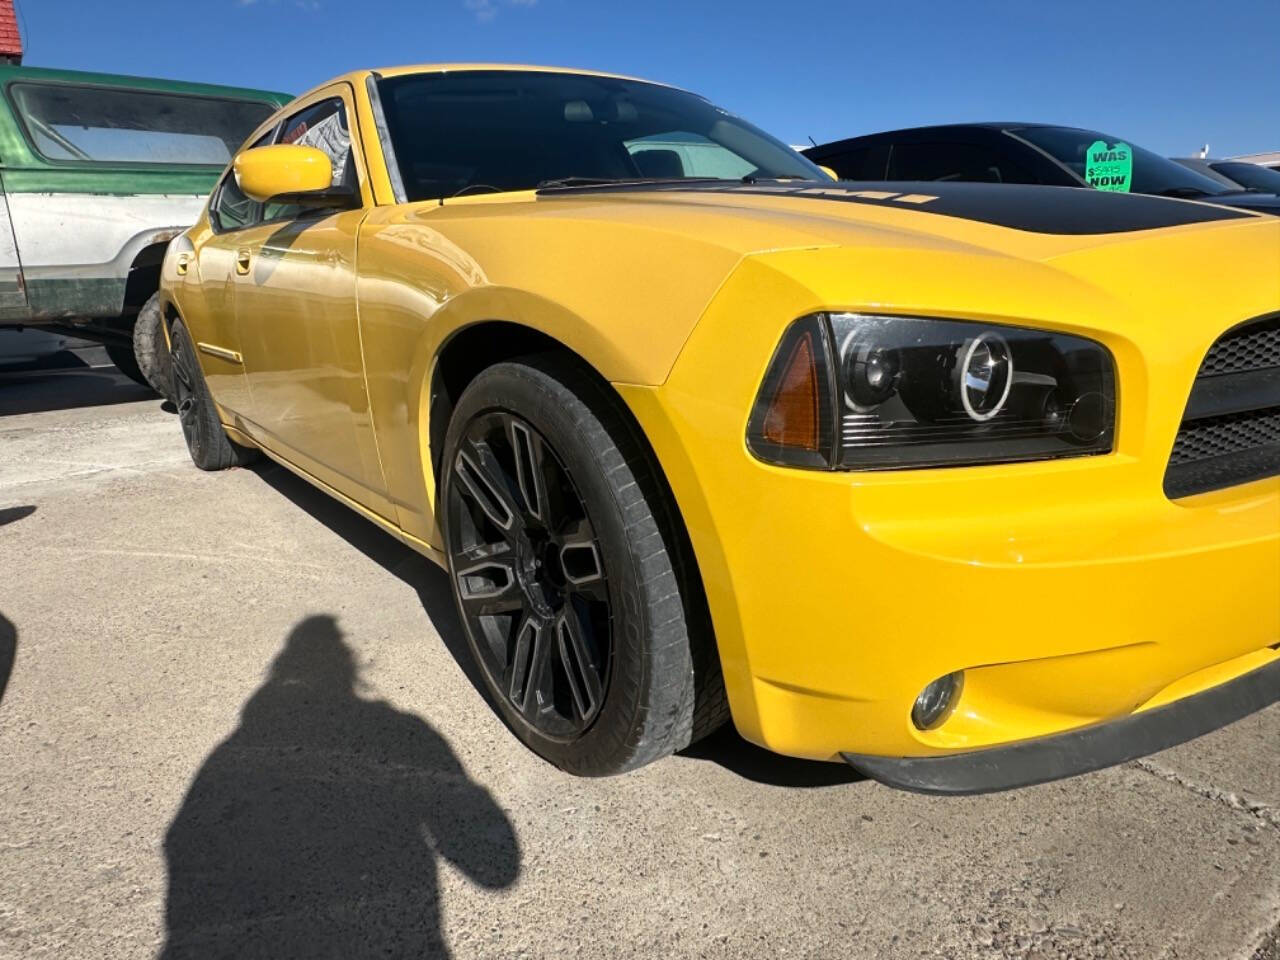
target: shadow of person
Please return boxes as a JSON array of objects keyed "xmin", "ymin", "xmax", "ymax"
[
  {"xmin": 160, "ymin": 615, "xmax": 520, "ymax": 960},
  {"xmin": 0, "ymin": 613, "xmax": 15, "ymax": 707}
]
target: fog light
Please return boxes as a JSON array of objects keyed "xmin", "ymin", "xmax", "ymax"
[{"xmin": 912, "ymin": 672, "xmax": 963, "ymax": 730}]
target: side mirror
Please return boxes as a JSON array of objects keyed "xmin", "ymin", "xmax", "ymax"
[
  {"xmin": 233, "ymin": 144, "xmax": 355, "ymax": 209},
  {"xmin": 818, "ymin": 165, "xmax": 839, "ymax": 181}
]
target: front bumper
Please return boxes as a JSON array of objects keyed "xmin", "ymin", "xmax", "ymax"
[
  {"xmin": 618, "ymin": 246, "xmax": 1280, "ymax": 775},
  {"xmin": 844, "ymin": 656, "xmax": 1280, "ymax": 794}
]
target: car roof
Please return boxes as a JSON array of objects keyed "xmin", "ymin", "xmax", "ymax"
[
  {"xmin": 0, "ymin": 63, "xmax": 291, "ymax": 105},
  {"xmin": 307, "ymin": 63, "xmax": 683, "ymax": 102},
  {"xmin": 373, "ymin": 63, "xmax": 666, "ymax": 84},
  {"xmin": 808, "ymin": 122, "xmax": 1095, "ymax": 149}
]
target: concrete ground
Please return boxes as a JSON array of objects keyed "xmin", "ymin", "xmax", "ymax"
[{"xmin": 1, "ymin": 358, "xmax": 1277, "ymax": 960}]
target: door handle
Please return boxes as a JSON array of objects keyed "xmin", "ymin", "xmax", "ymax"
[{"xmin": 235, "ymin": 248, "xmax": 251, "ymax": 275}]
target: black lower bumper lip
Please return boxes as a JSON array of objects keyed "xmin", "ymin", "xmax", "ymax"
[{"xmin": 842, "ymin": 656, "xmax": 1280, "ymax": 796}]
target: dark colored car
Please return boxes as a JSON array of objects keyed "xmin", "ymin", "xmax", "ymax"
[
  {"xmin": 804, "ymin": 123, "xmax": 1280, "ymax": 216},
  {"xmin": 1173, "ymin": 157, "xmax": 1280, "ymax": 194}
]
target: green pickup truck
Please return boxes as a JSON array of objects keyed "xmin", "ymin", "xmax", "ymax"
[{"xmin": 0, "ymin": 65, "xmax": 289, "ymax": 395}]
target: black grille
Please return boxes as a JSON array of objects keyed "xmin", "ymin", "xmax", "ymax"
[
  {"xmin": 1165, "ymin": 313, "xmax": 1280, "ymax": 499},
  {"xmin": 1198, "ymin": 315, "xmax": 1280, "ymax": 377},
  {"xmin": 1169, "ymin": 408, "xmax": 1280, "ymax": 464}
]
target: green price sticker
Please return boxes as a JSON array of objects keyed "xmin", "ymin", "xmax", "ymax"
[{"xmin": 1085, "ymin": 140, "xmax": 1132, "ymax": 192}]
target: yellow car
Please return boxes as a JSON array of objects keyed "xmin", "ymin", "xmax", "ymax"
[{"xmin": 159, "ymin": 65, "xmax": 1280, "ymax": 792}]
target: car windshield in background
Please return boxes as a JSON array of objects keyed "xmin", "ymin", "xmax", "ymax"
[
  {"xmin": 375, "ymin": 70, "xmax": 823, "ymax": 201},
  {"xmin": 1212, "ymin": 161, "xmax": 1280, "ymax": 193},
  {"xmin": 1009, "ymin": 125, "xmax": 1231, "ymax": 198},
  {"xmin": 8, "ymin": 83, "xmax": 277, "ymax": 165}
]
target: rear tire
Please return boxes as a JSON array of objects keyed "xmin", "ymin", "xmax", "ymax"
[
  {"xmin": 170, "ymin": 319, "xmax": 258, "ymax": 471},
  {"xmin": 133, "ymin": 294, "xmax": 176, "ymax": 402},
  {"xmin": 105, "ymin": 342, "xmax": 150, "ymax": 391},
  {"xmin": 440, "ymin": 355, "xmax": 725, "ymax": 776}
]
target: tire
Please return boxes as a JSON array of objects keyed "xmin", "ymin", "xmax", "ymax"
[
  {"xmin": 170, "ymin": 319, "xmax": 259, "ymax": 471},
  {"xmin": 104, "ymin": 342, "xmax": 151, "ymax": 391},
  {"xmin": 440, "ymin": 355, "xmax": 727, "ymax": 776},
  {"xmin": 133, "ymin": 293, "xmax": 176, "ymax": 402}
]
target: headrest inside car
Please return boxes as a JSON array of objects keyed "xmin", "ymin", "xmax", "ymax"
[
  {"xmin": 564, "ymin": 100, "xmax": 593, "ymax": 122},
  {"xmin": 632, "ymin": 149, "xmax": 685, "ymax": 179}
]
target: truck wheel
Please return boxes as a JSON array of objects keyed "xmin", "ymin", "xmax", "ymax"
[
  {"xmin": 440, "ymin": 355, "xmax": 724, "ymax": 776},
  {"xmin": 170, "ymin": 319, "xmax": 259, "ymax": 471},
  {"xmin": 105, "ymin": 342, "xmax": 151, "ymax": 391},
  {"xmin": 133, "ymin": 294, "xmax": 176, "ymax": 402}
]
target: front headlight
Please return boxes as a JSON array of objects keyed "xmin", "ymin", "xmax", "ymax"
[{"xmin": 747, "ymin": 312, "xmax": 1116, "ymax": 469}]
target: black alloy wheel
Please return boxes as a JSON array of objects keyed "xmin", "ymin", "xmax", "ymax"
[{"xmin": 445, "ymin": 410, "xmax": 612, "ymax": 741}]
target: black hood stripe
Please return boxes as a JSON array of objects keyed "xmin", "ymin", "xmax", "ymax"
[{"xmin": 539, "ymin": 179, "xmax": 1255, "ymax": 235}]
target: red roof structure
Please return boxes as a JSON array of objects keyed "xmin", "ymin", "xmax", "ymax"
[{"xmin": 0, "ymin": 1, "xmax": 22, "ymax": 64}]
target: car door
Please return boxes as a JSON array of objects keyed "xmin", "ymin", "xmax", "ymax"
[
  {"xmin": 191, "ymin": 129, "xmax": 277, "ymax": 416},
  {"xmin": 0, "ymin": 178, "xmax": 28, "ymax": 321},
  {"xmin": 230, "ymin": 89, "xmax": 391, "ymax": 517}
]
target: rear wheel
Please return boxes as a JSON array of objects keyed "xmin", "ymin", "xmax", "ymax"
[
  {"xmin": 441, "ymin": 356, "xmax": 722, "ymax": 775},
  {"xmin": 133, "ymin": 294, "xmax": 176, "ymax": 402},
  {"xmin": 170, "ymin": 319, "xmax": 258, "ymax": 471},
  {"xmin": 105, "ymin": 342, "xmax": 150, "ymax": 391}
]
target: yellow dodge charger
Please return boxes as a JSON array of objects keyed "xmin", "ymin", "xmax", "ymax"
[{"xmin": 159, "ymin": 65, "xmax": 1280, "ymax": 792}]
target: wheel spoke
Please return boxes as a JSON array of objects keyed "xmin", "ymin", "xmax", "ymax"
[
  {"xmin": 454, "ymin": 440, "xmax": 520, "ymax": 537},
  {"xmin": 172, "ymin": 357, "xmax": 194, "ymax": 392},
  {"xmin": 508, "ymin": 419, "xmax": 552, "ymax": 524},
  {"xmin": 508, "ymin": 614, "xmax": 553, "ymax": 717},
  {"xmin": 455, "ymin": 554, "xmax": 522, "ymax": 617},
  {"xmin": 556, "ymin": 605, "xmax": 603, "ymax": 722}
]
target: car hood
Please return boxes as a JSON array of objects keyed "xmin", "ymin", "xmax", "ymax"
[
  {"xmin": 533, "ymin": 178, "xmax": 1278, "ymax": 355},
  {"xmin": 529, "ymin": 179, "xmax": 1263, "ymax": 261},
  {"xmin": 376, "ymin": 178, "xmax": 1277, "ymax": 386}
]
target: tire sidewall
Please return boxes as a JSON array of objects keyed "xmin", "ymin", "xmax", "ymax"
[
  {"xmin": 135, "ymin": 293, "xmax": 176, "ymax": 402},
  {"xmin": 440, "ymin": 362, "xmax": 654, "ymax": 774}
]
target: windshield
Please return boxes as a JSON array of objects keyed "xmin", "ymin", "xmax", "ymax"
[
  {"xmin": 375, "ymin": 70, "xmax": 823, "ymax": 202},
  {"xmin": 1211, "ymin": 161, "xmax": 1280, "ymax": 194},
  {"xmin": 1008, "ymin": 126, "xmax": 1231, "ymax": 198}
]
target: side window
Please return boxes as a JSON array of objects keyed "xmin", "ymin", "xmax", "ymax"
[
  {"xmin": 820, "ymin": 142, "xmax": 890, "ymax": 180},
  {"xmin": 888, "ymin": 141, "xmax": 1036, "ymax": 184},
  {"xmin": 264, "ymin": 97, "xmax": 355, "ymax": 222},
  {"xmin": 210, "ymin": 130, "xmax": 276, "ymax": 233}
]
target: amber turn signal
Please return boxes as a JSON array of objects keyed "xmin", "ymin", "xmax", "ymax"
[
  {"xmin": 746, "ymin": 314, "xmax": 835, "ymax": 467},
  {"xmin": 762, "ymin": 330, "xmax": 821, "ymax": 451}
]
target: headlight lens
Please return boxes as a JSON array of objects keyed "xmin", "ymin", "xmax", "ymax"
[{"xmin": 747, "ymin": 312, "xmax": 1116, "ymax": 469}]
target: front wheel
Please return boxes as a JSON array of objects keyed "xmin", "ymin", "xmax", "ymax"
[{"xmin": 441, "ymin": 356, "xmax": 719, "ymax": 776}]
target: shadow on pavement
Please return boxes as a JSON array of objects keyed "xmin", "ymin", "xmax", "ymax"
[
  {"xmin": 0, "ymin": 504, "xmax": 36, "ymax": 527},
  {"xmin": 0, "ymin": 613, "xmax": 14, "ymax": 707},
  {"xmin": 250, "ymin": 462, "xmax": 491, "ymax": 701},
  {"xmin": 1, "ymin": 506, "xmax": 32, "ymax": 707},
  {"xmin": 0, "ymin": 347, "xmax": 158, "ymax": 416},
  {"xmin": 160, "ymin": 614, "xmax": 520, "ymax": 959},
  {"xmin": 249, "ymin": 461, "xmax": 867, "ymax": 790},
  {"xmin": 679, "ymin": 723, "xmax": 866, "ymax": 788}
]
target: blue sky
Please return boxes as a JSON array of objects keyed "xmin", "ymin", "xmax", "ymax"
[{"xmin": 15, "ymin": 0, "xmax": 1280, "ymax": 157}]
